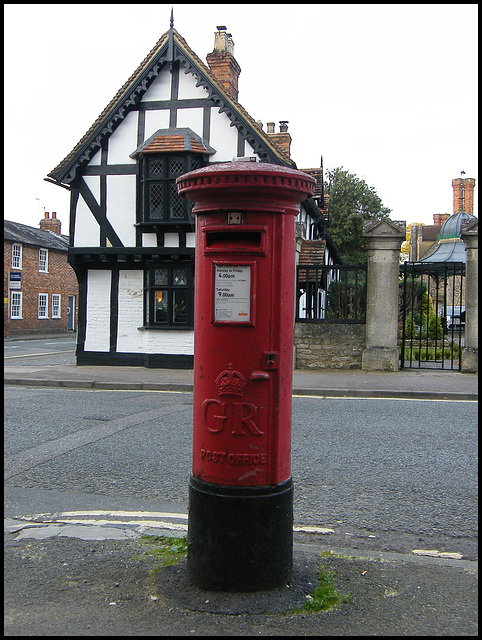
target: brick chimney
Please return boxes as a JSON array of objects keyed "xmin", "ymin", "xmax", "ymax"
[
  {"xmin": 452, "ymin": 176, "xmax": 476, "ymax": 214},
  {"xmin": 206, "ymin": 27, "xmax": 241, "ymax": 101},
  {"xmin": 266, "ymin": 121, "xmax": 292, "ymax": 158},
  {"xmin": 433, "ymin": 213, "xmax": 450, "ymax": 226},
  {"xmin": 39, "ymin": 211, "xmax": 61, "ymax": 235}
]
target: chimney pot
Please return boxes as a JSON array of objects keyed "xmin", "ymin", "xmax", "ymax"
[
  {"xmin": 39, "ymin": 211, "xmax": 61, "ymax": 235},
  {"xmin": 212, "ymin": 29, "xmax": 233, "ymax": 54},
  {"xmin": 279, "ymin": 121, "xmax": 289, "ymax": 132},
  {"xmin": 267, "ymin": 122, "xmax": 275, "ymax": 133}
]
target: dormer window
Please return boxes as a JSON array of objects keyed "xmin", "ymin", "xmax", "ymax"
[{"xmin": 131, "ymin": 128, "xmax": 216, "ymax": 226}]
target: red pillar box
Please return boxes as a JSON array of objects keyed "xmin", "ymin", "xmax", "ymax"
[{"xmin": 177, "ymin": 161, "xmax": 315, "ymax": 591}]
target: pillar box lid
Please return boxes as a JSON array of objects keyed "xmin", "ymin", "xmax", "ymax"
[{"xmin": 176, "ymin": 161, "xmax": 315, "ymax": 214}]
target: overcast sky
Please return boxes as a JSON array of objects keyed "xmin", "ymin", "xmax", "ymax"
[{"xmin": 4, "ymin": 3, "xmax": 478, "ymax": 234}]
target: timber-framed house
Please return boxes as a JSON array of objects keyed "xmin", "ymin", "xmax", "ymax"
[{"xmin": 47, "ymin": 20, "xmax": 332, "ymax": 367}]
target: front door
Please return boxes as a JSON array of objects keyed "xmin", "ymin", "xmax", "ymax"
[{"xmin": 68, "ymin": 295, "xmax": 75, "ymax": 331}]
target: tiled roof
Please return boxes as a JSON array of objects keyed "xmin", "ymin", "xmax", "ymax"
[
  {"xmin": 4, "ymin": 220, "xmax": 69, "ymax": 251},
  {"xmin": 144, "ymin": 135, "xmax": 204, "ymax": 154},
  {"xmin": 130, "ymin": 128, "xmax": 216, "ymax": 156},
  {"xmin": 299, "ymin": 239, "xmax": 327, "ymax": 265},
  {"xmin": 298, "ymin": 240, "xmax": 328, "ymax": 281},
  {"xmin": 301, "ymin": 168, "xmax": 323, "ymax": 199}
]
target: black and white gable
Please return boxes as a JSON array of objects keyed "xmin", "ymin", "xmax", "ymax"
[{"xmin": 47, "ymin": 26, "xmax": 294, "ymax": 190}]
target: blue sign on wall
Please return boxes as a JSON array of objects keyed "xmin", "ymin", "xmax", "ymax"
[{"xmin": 9, "ymin": 272, "xmax": 21, "ymax": 289}]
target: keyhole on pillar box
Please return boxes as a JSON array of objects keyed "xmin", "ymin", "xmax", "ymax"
[{"xmin": 265, "ymin": 352, "xmax": 277, "ymax": 368}]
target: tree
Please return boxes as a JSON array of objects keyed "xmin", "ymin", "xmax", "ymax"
[
  {"xmin": 324, "ymin": 167, "xmax": 391, "ymax": 264},
  {"xmin": 400, "ymin": 223, "xmax": 412, "ymax": 263}
]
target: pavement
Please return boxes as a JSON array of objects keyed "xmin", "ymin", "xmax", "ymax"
[
  {"xmin": 4, "ymin": 334, "xmax": 479, "ymax": 635},
  {"xmin": 3, "ymin": 333, "xmax": 478, "ymax": 401}
]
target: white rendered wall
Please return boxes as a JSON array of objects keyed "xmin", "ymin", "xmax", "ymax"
[
  {"xmin": 176, "ymin": 107, "xmax": 204, "ymax": 133},
  {"xmin": 74, "ymin": 175, "xmax": 101, "ymax": 246},
  {"xmin": 143, "ymin": 328, "xmax": 194, "ymax": 355},
  {"xmin": 107, "ymin": 111, "xmax": 138, "ymax": 165},
  {"xmin": 141, "ymin": 71, "xmax": 171, "ymax": 102},
  {"xmin": 116, "ymin": 270, "xmax": 144, "ymax": 353},
  {"xmin": 84, "ymin": 175, "xmax": 100, "ymax": 203},
  {"xmin": 142, "ymin": 233, "xmax": 158, "ymax": 247},
  {"xmin": 178, "ymin": 66, "xmax": 209, "ymax": 99},
  {"xmin": 116, "ymin": 270, "xmax": 194, "ymax": 355},
  {"xmin": 164, "ymin": 233, "xmax": 179, "ymax": 247},
  {"xmin": 88, "ymin": 149, "xmax": 101, "ymax": 166},
  {"xmin": 106, "ymin": 175, "xmax": 137, "ymax": 246},
  {"xmin": 186, "ymin": 233, "xmax": 196, "ymax": 247},
  {"xmin": 84, "ymin": 270, "xmax": 112, "ymax": 351},
  {"xmin": 144, "ymin": 109, "xmax": 171, "ymax": 139},
  {"xmin": 209, "ymin": 108, "xmax": 239, "ymax": 161}
]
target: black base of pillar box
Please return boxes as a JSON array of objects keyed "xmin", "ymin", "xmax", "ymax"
[
  {"xmin": 187, "ymin": 476, "xmax": 293, "ymax": 591},
  {"xmin": 187, "ymin": 475, "xmax": 293, "ymax": 592}
]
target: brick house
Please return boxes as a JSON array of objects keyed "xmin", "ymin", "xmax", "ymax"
[
  {"xmin": 46, "ymin": 22, "xmax": 338, "ymax": 367},
  {"xmin": 4, "ymin": 213, "xmax": 78, "ymax": 337}
]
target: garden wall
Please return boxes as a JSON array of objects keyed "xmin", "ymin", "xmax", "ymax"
[{"xmin": 294, "ymin": 323, "xmax": 366, "ymax": 370}]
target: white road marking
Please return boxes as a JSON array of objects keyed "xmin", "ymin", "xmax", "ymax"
[
  {"xmin": 293, "ymin": 394, "xmax": 476, "ymax": 403},
  {"xmin": 47, "ymin": 510, "xmax": 188, "ymax": 519},
  {"xmin": 411, "ymin": 549, "xmax": 464, "ymax": 559},
  {"xmin": 7, "ymin": 511, "xmax": 337, "ymax": 537},
  {"xmin": 293, "ymin": 525, "xmax": 335, "ymax": 534},
  {"xmin": 4, "ymin": 513, "xmax": 466, "ymax": 558}
]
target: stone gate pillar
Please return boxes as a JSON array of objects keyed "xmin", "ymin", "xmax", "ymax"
[
  {"xmin": 362, "ymin": 219, "xmax": 406, "ymax": 371},
  {"xmin": 461, "ymin": 219, "xmax": 478, "ymax": 373}
]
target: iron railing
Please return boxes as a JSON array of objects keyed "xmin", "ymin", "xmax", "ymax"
[{"xmin": 296, "ymin": 264, "xmax": 367, "ymax": 323}]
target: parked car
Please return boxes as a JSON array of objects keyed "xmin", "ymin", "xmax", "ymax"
[{"xmin": 442, "ymin": 306, "xmax": 465, "ymax": 330}]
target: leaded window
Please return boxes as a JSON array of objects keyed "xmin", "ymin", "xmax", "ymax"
[{"xmin": 139, "ymin": 154, "xmax": 203, "ymax": 224}]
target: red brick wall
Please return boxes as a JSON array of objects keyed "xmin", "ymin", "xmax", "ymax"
[
  {"xmin": 206, "ymin": 51, "xmax": 241, "ymax": 101},
  {"xmin": 266, "ymin": 132, "xmax": 291, "ymax": 159},
  {"xmin": 4, "ymin": 240, "xmax": 78, "ymax": 336}
]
